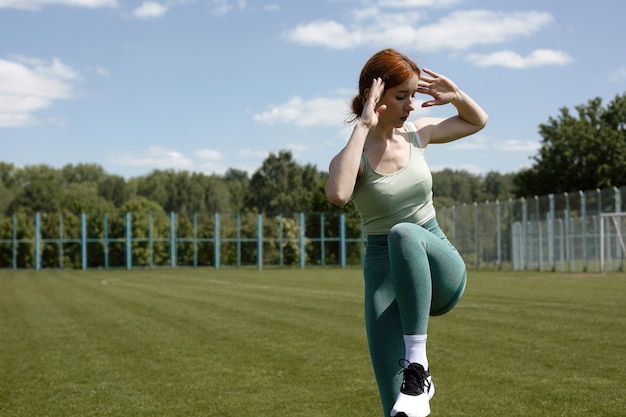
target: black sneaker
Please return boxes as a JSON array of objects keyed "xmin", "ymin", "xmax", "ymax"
[{"xmin": 390, "ymin": 360, "xmax": 434, "ymax": 417}]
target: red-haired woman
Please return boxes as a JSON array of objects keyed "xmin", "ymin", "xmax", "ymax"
[{"xmin": 326, "ymin": 48, "xmax": 488, "ymax": 417}]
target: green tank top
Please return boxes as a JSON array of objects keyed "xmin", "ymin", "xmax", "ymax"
[{"xmin": 352, "ymin": 122, "xmax": 436, "ymax": 235}]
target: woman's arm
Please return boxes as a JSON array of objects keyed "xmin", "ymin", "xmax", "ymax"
[
  {"xmin": 325, "ymin": 120, "xmax": 369, "ymax": 207},
  {"xmin": 325, "ymin": 78, "xmax": 386, "ymax": 207},
  {"xmin": 414, "ymin": 68, "xmax": 488, "ymax": 145}
]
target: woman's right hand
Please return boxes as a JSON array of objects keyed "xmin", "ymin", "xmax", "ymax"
[{"xmin": 361, "ymin": 77, "xmax": 386, "ymax": 128}]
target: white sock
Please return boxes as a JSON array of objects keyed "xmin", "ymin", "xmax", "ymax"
[{"xmin": 404, "ymin": 334, "xmax": 428, "ymax": 369}]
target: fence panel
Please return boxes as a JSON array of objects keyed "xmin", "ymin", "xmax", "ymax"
[{"xmin": 1, "ymin": 186, "xmax": 625, "ymax": 272}]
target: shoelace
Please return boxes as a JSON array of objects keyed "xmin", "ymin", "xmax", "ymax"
[{"xmin": 397, "ymin": 359, "xmax": 431, "ymax": 396}]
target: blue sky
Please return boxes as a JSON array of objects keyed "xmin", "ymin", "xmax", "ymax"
[{"xmin": 1, "ymin": 0, "xmax": 625, "ymax": 179}]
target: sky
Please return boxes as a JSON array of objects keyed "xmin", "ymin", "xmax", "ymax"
[{"xmin": 1, "ymin": 0, "xmax": 625, "ymax": 179}]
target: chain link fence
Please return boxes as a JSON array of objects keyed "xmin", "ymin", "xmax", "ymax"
[{"xmin": 437, "ymin": 186, "xmax": 625, "ymax": 272}]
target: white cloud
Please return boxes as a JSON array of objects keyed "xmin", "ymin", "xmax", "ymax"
[
  {"xmin": 0, "ymin": 56, "xmax": 81, "ymax": 127},
  {"xmin": 284, "ymin": 20, "xmax": 359, "ymax": 49},
  {"xmin": 468, "ymin": 49, "xmax": 572, "ymax": 69},
  {"xmin": 287, "ymin": 143, "xmax": 308, "ymax": 152},
  {"xmin": 285, "ymin": 8, "xmax": 425, "ymax": 50},
  {"xmin": 197, "ymin": 161, "xmax": 229, "ymax": 175},
  {"xmin": 132, "ymin": 1, "xmax": 167, "ymax": 19},
  {"xmin": 378, "ymin": 0, "xmax": 461, "ymax": 8},
  {"xmin": 0, "ymin": 0, "xmax": 117, "ymax": 10},
  {"xmin": 263, "ymin": 4, "xmax": 280, "ymax": 12},
  {"xmin": 451, "ymin": 136, "xmax": 489, "ymax": 150},
  {"xmin": 414, "ymin": 10, "xmax": 553, "ymax": 52},
  {"xmin": 110, "ymin": 145, "xmax": 194, "ymax": 169},
  {"xmin": 284, "ymin": 8, "xmax": 554, "ymax": 53},
  {"xmin": 609, "ymin": 66, "xmax": 626, "ymax": 83},
  {"xmin": 195, "ymin": 148, "xmax": 223, "ymax": 161},
  {"xmin": 210, "ymin": 0, "xmax": 246, "ymax": 15},
  {"xmin": 253, "ymin": 95, "xmax": 349, "ymax": 127},
  {"xmin": 93, "ymin": 66, "xmax": 110, "ymax": 77},
  {"xmin": 494, "ymin": 139, "xmax": 541, "ymax": 152},
  {"xmin": 450, "ymin": 137, "xmax": 540, "ymax": 153},
  {"xmin": 238, "ymin": 148, "xmax": 269, "ymax": 159}
]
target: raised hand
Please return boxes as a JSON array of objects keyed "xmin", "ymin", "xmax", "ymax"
[
  {"xmin": 417, "ymin": 68, "xmax": 460, "ymax": 108},
  {"xmin": 361, "ymin": 77, "xmax": 387, "ymax": 127}
]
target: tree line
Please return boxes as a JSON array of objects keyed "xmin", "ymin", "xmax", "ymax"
[
  {"xmin": 0, "ymin": 155, "xmax": 518, "ymax": 218},
  {"xmin": 1, "ymin": 92, "xmax": 625, "ymax": 269}
]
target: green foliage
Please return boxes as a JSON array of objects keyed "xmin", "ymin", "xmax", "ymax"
[
  {"xmin": 0, "ymin": 150, "xmax": 519, "ymax": 269},
  {"xmin": 245, "ymin": 150, "xmax": 314, "ymax": 214},
  {"xmin": 514, "ymin": 93, "xmax": 626, "ymax": 197},
  {"xmin": 223, "ymin": 168, "xmax": 249, "ymax": 212},
  {"xmin": 431, "ymin": 169, "xmax": 515, "ymax": 208}
]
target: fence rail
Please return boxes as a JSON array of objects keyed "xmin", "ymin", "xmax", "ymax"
[{"xmin": 1, "ymin": 186, "xmax": 625, "ymax": 272}]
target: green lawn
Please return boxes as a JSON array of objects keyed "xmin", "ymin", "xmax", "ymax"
[{"xmin": 1, "ymin": 268, "xmax": 624, "ymax": 417}]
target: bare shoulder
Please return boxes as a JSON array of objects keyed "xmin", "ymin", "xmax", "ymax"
[
  {"xmin": 411, "ymin": 117, "xmax": 443, "ymax": 146},
  {"xmin": 412, "ymin": 116, "xmax": 444, "ymax": 130}
]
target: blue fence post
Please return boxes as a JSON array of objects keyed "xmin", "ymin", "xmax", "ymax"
[
  {"xmin": 235, "ymin": 213, "xmax": 240, "ymax": 268},
  {"xmin": 580, "ymin": 191, "xmax": 587, "ymax": 272},
  {"xmin": 299, "ymin": 212, "xmax": 305, "ymax": 268},
  {"xmin": 104, "ymin": 214, "xmax": 109, "ymax": 270},
  {"xmin": 125, "ymin": 212, "xmax": 132, "ymax": 270},
  {"xmin": 548, "ymin": 194, "xmax": 555, "ymax": 271},
  {"xmin": 170, "ymin": 211, "xmax": 176, "ymax": 268},
  {"xmin": 148, "ymin": 213, "xmax": 153, "ymax": 268},
  {"xmin": 257, "ymin": 214, "xmax": 263, "ymax": 270},
  {"xmin": 452, "ymin": 206, "xmax": 457, "ymax": 244},
  {"xmin": 12, "ymin": 214, "xmax": 17, "ymax": 270},
  {"xmin": 340, "ymin": 213, "xmax": 346, "ymax": 268},
  {"xmin": 81, "ymin": 212, "xmax": 87, "ymax": 270},
  {"xmin": 58, "ymin": 213, "xmax": 64, "ymax": 269},
  {"xmin": 193, "ymin": 213, "xmax": 198, "ymax": 267},
  {"xmin": 320, "ymin": 213, "xmax": 325, "ymax": 267},
  {"xmin": 279, "ymin": 214, "xmax": 284, "ymax": 267},
  {"xmin": 214, "ymin": 213, "xmax": 221, "ymax": 269},
  {"xmin": 563, "ymin": 193, "xmax": 570, "ymax": 271},
  {"xmin": 615, "ymin": 187, "xmax": 623, "ymax": 270},
  {"xmin": 35, "ymin": 212, "xmax": 41, "ymax": 271},
  {"xmin": 521, "ymin": 197, "xmax": 527, "ymax": 270},
  {"xmin": 474, "ymin": 202, "xmax": 479, "ymax": 268},
  {"xmin": 496, "ymin": 200, "xmax": 502, "ymax": 268}
]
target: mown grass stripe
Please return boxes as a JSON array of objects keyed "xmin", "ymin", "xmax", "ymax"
[{"xmin": 1, "ymin": 269, "xmax": 624, "ymax": 417}]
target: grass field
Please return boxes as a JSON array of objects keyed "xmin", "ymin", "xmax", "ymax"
[{"xmin": 0, "ymin": 268, "xmax": 624, "ymax": 417}]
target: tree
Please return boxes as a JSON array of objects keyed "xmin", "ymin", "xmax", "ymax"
[
  {"xmin": 223, "ymin": 168, "xmax": 249, "ymax": 212},
  {"xmin": 9, "ymin": 179, "xmax": 62, "ymax": 214},
  {"xmin": 431, "ymin": 169, "xmax": 485, "ymax": 206},
  {"xmin": 245, "ymin": 151, "xmax": 312, "ymax": 214},
  {"xmin": 0, "ymin": 162, "xmax": 17, "ymax": 188},
  {"xmin": 61, "ymin": 163, "xmax": 106, "ymax": 185},
  {"xmin": 98, "ymin": 174, "xmax": 132, "ymax": 208},
  {"xmin": 0, "ymin": 181, "xmax": 14, "ymax": 215},
  {"xmin": 133, "ymin": 169, "xmax": 231, "ymax": 214},
  {"xmin": 514, "ymin": 94, "xmax": 626, "ymax": 197},
  {"xmin": 482, "ymin": 171, "xmax": 515, "ymax": 202},
  {"xmin": 203, "ymin": 175, "xmax": 231, "ymax": 213}
]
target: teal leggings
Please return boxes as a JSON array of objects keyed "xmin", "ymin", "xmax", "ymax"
[{"xmin": 363, "ymin": 218, "xmax": 466, "ymax": 416}]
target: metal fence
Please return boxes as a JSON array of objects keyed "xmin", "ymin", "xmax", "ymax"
[
  {"xmin": 437, "ymin": 186, "xmax": 626, "ymax": 272},
  {"xmin": 1, "ymin": 186, "xmax": 625, "ymax": 272}
]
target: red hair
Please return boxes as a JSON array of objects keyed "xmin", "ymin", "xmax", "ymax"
[{"xmin": 349, "ymin": 49, "xmax": 421, "ymax": 121}]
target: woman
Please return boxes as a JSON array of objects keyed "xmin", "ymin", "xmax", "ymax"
[{"xmin": 325, "ymin": 49, "xmax": 488, "ymax": 417}]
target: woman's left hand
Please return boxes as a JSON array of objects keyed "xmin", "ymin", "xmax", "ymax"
[{"xmin": 417, "ymin": 68, "xmax": 460, "ymax": 108}]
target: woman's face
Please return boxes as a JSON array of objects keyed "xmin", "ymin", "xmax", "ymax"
[{"xmin": 378, "ymin": 73, "xmax": 419, "ymax": 128}]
